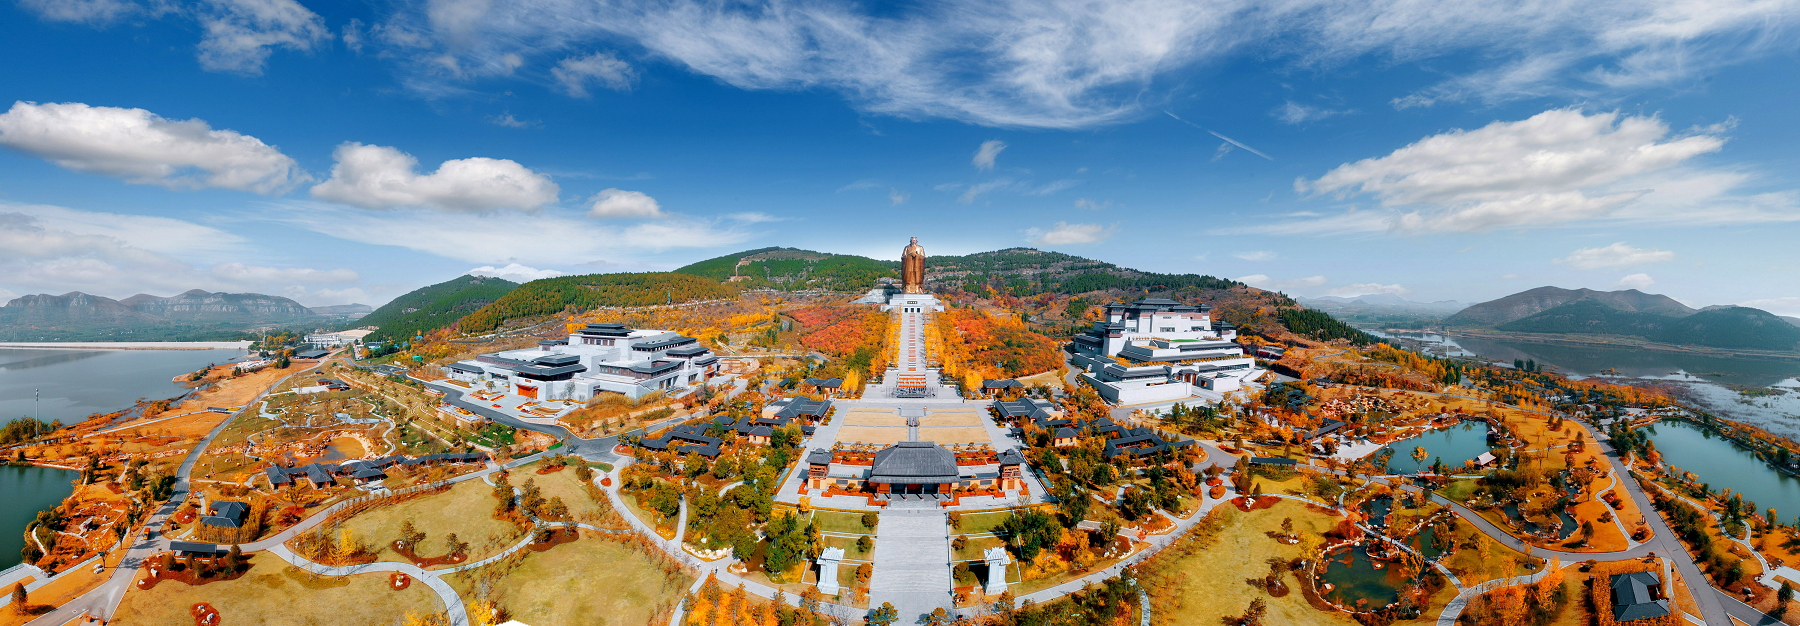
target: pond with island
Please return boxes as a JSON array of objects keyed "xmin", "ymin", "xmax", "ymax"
[{"xmin": 1375, "ymin": 421, "xmax": 1493, "ymax": 474}]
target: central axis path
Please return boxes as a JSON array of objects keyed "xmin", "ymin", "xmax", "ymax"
[{"xmin": 867, "ymin": 508, "xmax": 953, "ymax": 622}]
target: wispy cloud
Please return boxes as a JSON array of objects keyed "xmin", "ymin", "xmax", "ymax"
[
  {"xmin": 973, "ymin": 140, "xmax": 1007, "ymax": 170},
  {"xmin": 1074, "ymin": 198, "xmax": 1112, "ymax": 211},
  {"xmin": 1274, "ymin": 101, "xmax": 1353, "ymax": 125},
  {"xmin": 958, "ymin": 178, "xmax": 1014, "ymax": 203},
  {"xmin": 1234, "ymin": 250, "xmax": 1277, "ymax": 261},
  {"xmin": 487, "ymin": 112, "xmax": 538, "ymax": 128},
  {"xmin": 1025, "ymin": 180, "xmax": 1080, "ymax": 196},
  {"xmin": 888, "ymin": 189, "xmax": 909, "ymax": 205},
  {"xmin": 1024, "ymin": 221, "xmax": 1114, "ymax": 245},
  {"xmin": 1554, "ymin": 242, "xmax": 1675, "ymax": 270},
  {"xmin": 837, "ymin": 179, "xmax": 883, "ymax": 192}
]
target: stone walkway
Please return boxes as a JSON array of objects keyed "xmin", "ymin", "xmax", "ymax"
[{"xmin": 868, "ymin": 509, "xmax": 953, "ymax": 623}]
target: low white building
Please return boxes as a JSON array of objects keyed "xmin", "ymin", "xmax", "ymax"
[
  {"xmin": 1068, "ymin": 299, "xmax": 1258, "ymax": 404},
  {"xmin": 443, "ymin": 322, "xmax": 718, "ymax": 401}
]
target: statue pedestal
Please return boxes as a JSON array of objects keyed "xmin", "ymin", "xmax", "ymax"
[
  {"xmin": 816, "ymin": 547, "xmax": 846, "ymax": 596},
  {"xmin": 881, "ymin": 293, "xmax": 943, "ymax": 312}
]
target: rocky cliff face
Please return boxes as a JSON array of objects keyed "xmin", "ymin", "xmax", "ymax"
[
  {"xmin": 2, "ymin": 290, "xmax": 316, "ymax": 328},
  {"xmin": 122, "ymin": 289, "xmax": 314, "ymax": 320},
  {"xmin": 1, "ymin": 292, "xmax": 162, "ymax": 325}
]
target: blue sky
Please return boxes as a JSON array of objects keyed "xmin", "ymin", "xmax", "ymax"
[{"xmin": 1, "ymin": 0, "xmax": 1797, "ymax": 315}]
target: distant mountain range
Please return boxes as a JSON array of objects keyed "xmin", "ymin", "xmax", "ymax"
[
  {"xmin": 1446, "ymin": 286, "xmax": 1800, "ymax": 350},
  {"xmin": 0, "ymin": 289, "xmax": 350, "ymax": 341},
  {"xmin": 1297, "ymin": 293, "xmax": 1467, "ymax": 315}
]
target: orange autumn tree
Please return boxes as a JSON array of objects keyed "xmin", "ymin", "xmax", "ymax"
[{"xmin": 934, "ymin": 307, "xmax": 1060, "ymax": 386}]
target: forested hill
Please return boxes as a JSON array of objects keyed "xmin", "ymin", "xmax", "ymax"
[
  {"xmin": 458, "ymin": 272, "xmax": 738, "ymax": 333},
  {"xmin": 360, "ymin": 275, "xmax": 518, "ymax": 342},
  {"xmin": 924, "ymin": 248, "xmax": 1240, "ymax": 297},
  {"xmin": 674, "ymin": 247, "xmax": 897, "ymax": 291}
]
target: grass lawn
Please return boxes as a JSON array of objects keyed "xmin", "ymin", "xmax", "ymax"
[
  {"xmin": 522, "ymin": 462, "xmax": 620, "ymax": 527},
  {"xmin": 1436, "ymin": 479, "xmax": 1478, "ymax": 503},
  {"xmin": 1438, "ymin": 518, "xmax": 1542, "ymax": 587},
  {"xmin": 112, "ymin": 554, "xmax": 443, "ymax": 626},
  {"xmin": 446, "ymin": 536, "xmax": 690, "ymax": 626},
  {"xmin": 1147, "ymin": 500, "xmax": 1361, "ymax": 626},
  {"xmin": 954, "ymin": 511, "xmax": 1012, "ymax": 535},
  {"xmin": 813, "ymin": 510, "xmax": 875, "ymax": 535},
  {"xmin": 338, "ymin": 479, "xmax": 526, "ymax": 569},
  {"xmin": 622, "ymin": 491, "xmax": 677, "ymax": 538},
  {"xmin": 821, "ymin": 534, "xmax": 876, "ymax": 560},
  {"xmin": 951, "ymin": 535, "xmax": 1007, "ymax": 562}
]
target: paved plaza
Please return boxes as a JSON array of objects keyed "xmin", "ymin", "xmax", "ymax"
[{"xmin": 867, "ymin": 509, "xmax": 954, "ymax": 621}]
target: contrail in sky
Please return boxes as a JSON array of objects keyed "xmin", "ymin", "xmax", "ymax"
[{"xmin": 1164, "ymin": 111, "xmax": 1273, "ymax": 161}]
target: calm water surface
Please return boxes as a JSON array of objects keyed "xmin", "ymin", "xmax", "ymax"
[
  {"xmin": 0, "ymin": 346, "xmax": 243, "ymax": 566},
  {"xmin": 1643, "ymin": 419, "xmax": 1800, "ymax": 522},
  {"xmin": 1379, "ymin": 422, "xmax": 1491, "ymax": 474},
  {"xmin": 0, "ymin": 347, "xmax": 245, "ymax": 424},
  {"xmin": 0, "ymin": 465, "xmax": 79, "ymax": 566}
]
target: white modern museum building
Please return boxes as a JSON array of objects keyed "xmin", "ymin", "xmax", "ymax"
[
  {"xmin": 444, "ymin": 322, "xmax": 718, "ymax": 401},
  {"xmin": 1068, "ymin": 299, "xmax": 1260, "ymax": 404}
]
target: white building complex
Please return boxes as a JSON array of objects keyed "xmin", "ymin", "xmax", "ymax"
[
  {"xmin": 1068, "ymin": 299, "xmax": 1260, "ymax": 404},
  {"xmin": 443, "ymin": 322, "xmax": 718, "ymax": 401}
]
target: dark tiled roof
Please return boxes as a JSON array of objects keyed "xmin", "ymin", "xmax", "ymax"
[
  {"xmin": 808, "ymin": 449, "xmax": 832, "ymax": 465},
  {"xmin": 748, "ymin": 425, "xmax": 774, "ymax": 437},
  {"xmin": 170, "ymin": 541, "xmax": 221, "ymax": 556},
  {"xmin": 1249, "ymin": 457, "xmax": 1297, "ymax": 466},
  {"xmin": 200, "ymin": 516, "xmax": 242, "ymax": 528},
  {"xmin": 447, "ymin": 362, "xmax": 484, "ymax": 374},
  {"xmin": 1053, "ymin": 427, "xmax": 1079, "ymax": 439},
  {"xmin": 775, "ymin": 398, "xmax": 831, "ymax": 418},
  {"xmin": 982, "ymin": 379, "xmax": 1022, "ymax": 389},
  {"xmin": 996, "ymin": 449, "xmax": 1026, "ymax": 465},
  {"xmin": 869, "ymin": 442, "xmax": 960, "ymax": 484},
  {"xmin": 294, "ymin": 349, "xmax": 329, "ymax": 359},
  {"xmin": 805, "ymin": 378, "xmax": 842, "ymax": 388},
  {"xmin": 1610, "ymin": 572, "xmax": 1670, "ymax": 622}
]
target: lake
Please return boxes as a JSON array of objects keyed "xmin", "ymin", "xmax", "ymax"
[
  {"xmin": 0, "ymin": 465, "xmax": 79, "ymax": 566},
  {"xmin": 1366, "ymin": 330, "xmax": 1800, "ymax": 437},
  {"xmin": 0, "ymin": 347, "xmax": 247, "ymax": 425},
  {"xmin": 1643, "ymin": 419, "xmax": 1800, "ymax": 524},
  {"xmin": 1378, "ymin": 421, "xmax": 1492, "ymax": 474}
]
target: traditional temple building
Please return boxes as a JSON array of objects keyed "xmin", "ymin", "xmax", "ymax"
[
  {"xmin": 444, "ymin": 322, "xmax": 718, "ymax": 401},
  {"xmin": 804, "ymin": 441, "xmax": 1026, "ymax": 498}
]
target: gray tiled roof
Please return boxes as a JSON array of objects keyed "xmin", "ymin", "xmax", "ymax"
[
  {"xmin": 1610, "ymin": 572, "xmax": 1671, "ymax": 622},
  {"xmin": 869, "ymin": 442, "xmax": 959, "ymax": 484}
]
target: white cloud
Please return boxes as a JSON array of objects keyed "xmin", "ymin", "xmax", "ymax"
[
  {"xmin": 282, "ymin": 286, "xmax": 370, "ymax": 306},
  {"xmin": 1614, "ymin": 273, "xmax": 1655, "ymax": 289},
  {"xmin": 263, "ymin": 201, "xmax": 754, "ymax": 265},
  {"xmin": 586, "ymin": 188, "xmax": 665, "ymax": 219},
  {"xmin": 973, "ymin": 140, "xmax": 1006, "ymax": 170},
  {"xmin": 310, "ymin": 142, "xmax": 559, "ymax": 212},
  {"xmin": 17, "ymin": 0, "xmax": 145, "ymax": 24},
  {"xmin": 1074, "ymin": 198, "xmax": 1112, "ymax": 211},
  {"xmin": 0, "ymin": 207, "xmax": 359, "ymax": 301},
  {"xmin": 1326, "ymin": 283, "xmax": 1411, "ymax": 297},
  {"xmin": 194, "ymin": 0, "xmax": 330, "ymax": 75},
  {"xmin": 1555, "ymin": 242, "xmax": 1675, "ymax": 270},
  {"xmin": 836, "ymin": 179, "xmax": 881, "ymax": 192},
  {"xmin": 933, "ymin": 182, "xmax": 963, "ymax": 192},
  {"xmin": 1274, "ymin": 101, "xmax": 1351, "ymax": 125},
  {"xmin": 487, "ymin": 112, "xmax": 537, "ymax": 128},
  {"xmin": 1279, "ymin": 109, "xmax": 1734, "ymax": 234},
  {"xmin": 958, "ymin": 179, "xmax": 1013, "ymax": 204},
  {"xmin": 1234, "ymin": 251, "xmax": 1277, "ymax": 261},
  {"xmin": 1739, "ymin": 297, "xmax": 1800, "ymax": 318},
  {"xmin": 469, "ymin": 263, "xmax": 565, "ymax": 283},
  {"xmin": 1237, "ymin": 274, "xmax": 1329, "ymax": 291},
  {"xmin": 1024, "ymin": 180, "xmax": 1080, "ymax": 196},
  {"xmin": 724, "ymin": 212, "xmax": 785, "ymax": 223},
  {"xmin": 1024, "ymin": 222, "xmax": 1113, "ymax": 245},
  {"xmin": 210, "ymin": 262, "xmax": 358, "ymax": 284},
  {"xmin": 0, "ymin": 101, "xmax": 307, "ymax": 194},
  {"xmin": 888, "ymin": 189, "xmax": 909, "ymax": 206},
  {"xmin": 551, "ymin": 52, "xmax": 636, "ymax": 97}
]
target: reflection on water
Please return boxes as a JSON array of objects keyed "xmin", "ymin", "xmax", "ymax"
[
  {"xmin": 1378, "ymin": 422, "xmax": 1492, "ymax": 474},
  {"xmin": 0, "ymin": 465, "xmax": 78, "ymax": 566},
  {"xmin": 1319, "ymin": 544, "xmax": 1405, "ymax": 608},
  {"xmin": 0, "ymin": 347, "xmax": 245, "ymax": 424},
  {"xmin": 1366, "ymin": 330, "xmax": 1800, "ymax": 387},
  {"xmin": 1644, "ymin": 420, "xmax": 1800, "ymax": 522}
]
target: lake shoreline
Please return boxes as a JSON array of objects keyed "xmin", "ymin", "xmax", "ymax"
[
  {"xmin": 1424, "ymin": 330, "xmax": 1800, "ymax": 362},
  {"xmin": 0, "ymin": 341, "xmax": 253, "ymax": 351}
]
